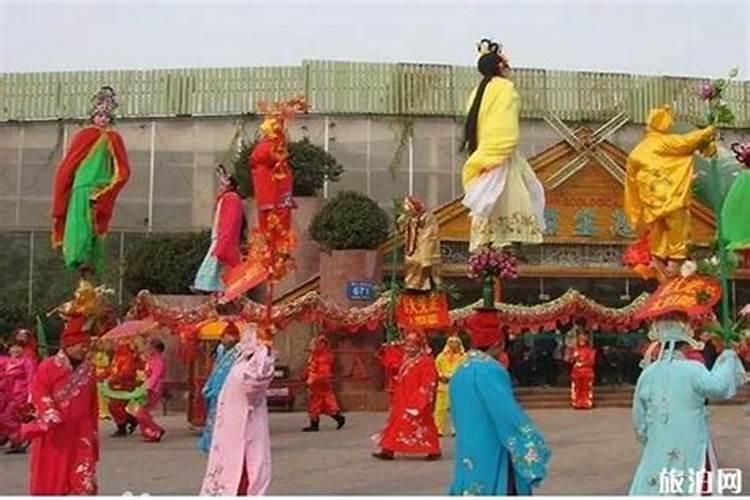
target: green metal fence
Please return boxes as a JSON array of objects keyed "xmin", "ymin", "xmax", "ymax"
[{"xmin": 1, "ymin": 60, "xmax": 748, "ymax": 126}]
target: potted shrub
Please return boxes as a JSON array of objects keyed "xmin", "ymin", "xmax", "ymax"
[{"xmin": 310, "ymin": 191, "xmax": 390, "ymax": 305}]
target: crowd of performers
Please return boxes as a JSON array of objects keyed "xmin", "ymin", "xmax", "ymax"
[{"xmin": 2, "ymin": 35, "xmax": 750, "ymax": 498}]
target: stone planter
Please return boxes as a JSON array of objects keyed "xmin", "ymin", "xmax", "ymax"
[{"xmin": 319, "ymin": 249, "xmax": 385, "ymax": 408}]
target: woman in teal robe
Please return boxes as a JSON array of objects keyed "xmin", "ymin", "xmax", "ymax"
[
  {"xmin": 197, "ymin": 343, "xmax": 239, "ymax": 454},
  {"xmin": 629, "ymin": 320, "xmax": 746, "ymax": 495},
  {"xmin": 448, "ymin": 350, "xmax": 550, "ymax": 495}
]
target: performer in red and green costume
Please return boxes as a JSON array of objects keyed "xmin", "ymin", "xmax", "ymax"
[{"xmin": 52, "ymin": 86, "xmax": 131, "ymax": 275}]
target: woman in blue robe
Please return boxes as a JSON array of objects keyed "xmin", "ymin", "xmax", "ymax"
[
  {"xmin": 197, "ymin": 325, "xmax": 241, "ymax": 454},
  {"xmin": 449, "ymin": 309, "xmax": 550, "ymax": 496}
]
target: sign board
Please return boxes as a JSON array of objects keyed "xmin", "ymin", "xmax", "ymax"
[
  {"xmin": 346, "ymin": 280, "xmax": 376, "ymax": 301},
  {"xmin": 396, "ymin": 292, "xmax": 451, "ymax": 330}
]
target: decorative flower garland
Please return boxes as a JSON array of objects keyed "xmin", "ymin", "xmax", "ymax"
[{"xmin": 128, "ymin": 287, "xmax": 650, "ymax": 339}]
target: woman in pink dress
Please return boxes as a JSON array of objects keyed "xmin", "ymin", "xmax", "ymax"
[
  {"xmin": 135, "ymin": 338, "xmax": 167, "ymax": 443},
  {"xmin": 200, "ymin": 325, "xmax": 275, "ymax": 496},
  {"xmin": 0, "ymin": 342, "xmax": 34, "ymax": 453}
]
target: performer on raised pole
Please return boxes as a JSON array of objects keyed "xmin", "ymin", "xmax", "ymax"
[
  {"xmin": 22, "ymin": 319, "xmax": 98, "ymax": 495},
  {"xmin": 462, "ymin": 38, "xmax": 545, "ymax": 251},
  {"xmin": 623, "ymin": 105, "xmax": 716, "ymax": 279},
  {"xmin": 433, "ymin": 335, "xmax": 466, "ymax": 437},
  {"xmin": 301, "ymin": 335, "xmax": 346, "ymax": 432},
  {"xmin": 51, "ymin": 86, "xmax": 131, "ymax": 276},
  {"xmin": 565, "ymin": 328, "xmax": 597, "ymax": 410},
  {"xmin": 449, "ymin": 309, "xmax": 550, "ymax": 496},
  {"xmin": 200, "ymin": 324, "xmax": 275, "ymax": 496},
  {"xmin": 372, "ymin": 330, "xmax": 441, "ymax": 461},
  {"xmin": 193, "ymin": 166, "xmax": 247, "ymax": 294}
]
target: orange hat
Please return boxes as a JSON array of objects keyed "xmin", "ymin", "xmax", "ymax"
[{"xmin": 634, "ymin": 274, "xmax": 722, "ymax": 322}]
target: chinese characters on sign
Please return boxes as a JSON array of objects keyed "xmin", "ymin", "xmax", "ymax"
[
  {"xmin": 659, "ymin": 468, "xmax": 742, "ymax": 495},
  {"xmin": 395, "ymin": 293, "xmax": 451, "ymax": 330}
]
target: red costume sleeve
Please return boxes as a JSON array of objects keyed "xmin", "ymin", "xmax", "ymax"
[
  {"xmin": 212, "ymin": 191, "xmax": 244, "ymax": 267},
  {"xmin": 51, "ymin": 127, "xmax": 106, "ymax": 246},
  {"xmin": 406, "ymin": 356, "xmax": 437, "ymax": 413},
  {"xmin": 21, "ymin": 360, "xmax": 62, "ymax": 441},
  {"xmin": 91, "ymin": 129, "xmax": 131, "ymax": 237}
]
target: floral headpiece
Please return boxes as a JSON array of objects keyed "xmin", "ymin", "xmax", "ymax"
[
  {"xmin": 90, "ymin": 85, "xmax": 118, "ymax": 121},
  {"xmin": 257, "ymin": 96, "xmax": 307, "ymax": 138},
  {"xmin": 476, "ymin": 38, "xmax": 510, "ymax": 67}
]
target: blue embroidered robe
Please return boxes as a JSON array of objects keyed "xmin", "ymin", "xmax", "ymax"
[
  {"xmin": 197, "ymin": 344, "xmax": 238, "ymax": 453},
  {"xmin": 629, "ymin": 349, "xmax": 745, "ymax": 495},
  {"xmin": 448, "ymin": 350, "xmax": 550, "ymax": 496}
]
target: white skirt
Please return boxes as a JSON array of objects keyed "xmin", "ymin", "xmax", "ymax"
[{"xmin": 463, "ymin": 151, "xmax": 546, "ymax": 251}]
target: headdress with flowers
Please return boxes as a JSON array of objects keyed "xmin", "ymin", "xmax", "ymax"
[{"xmin": 90, "ymin": 85, "xmax": 118, "ymax": 122}]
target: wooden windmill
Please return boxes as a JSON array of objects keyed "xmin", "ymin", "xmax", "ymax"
[{"xmin": 543, "ymin": 111, "xmax": 631, "ymax": 189}]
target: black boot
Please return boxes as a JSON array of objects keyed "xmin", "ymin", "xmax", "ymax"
[
  {"xmin": 5, "ymin": 443, "xmax": 27, "ymax": 455},
  {"xmin": 332, "ymin": 413, "xmax": 346, "ymax": 430},
  {"xmin": 111, "ymin": 424, "xmax": 127, "ymax": 437},
  {"xmin": 126, "ymin": 415, "xmax": 138, "ymax": 435},
  {"xmin": 302, "ymin": 419, "xmax": 320, "ymax": 432}
]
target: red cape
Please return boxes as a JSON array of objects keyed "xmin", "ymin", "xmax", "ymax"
[{"xmin": 52, "ymin": 126, "xmax": 131, "ymax": 247}]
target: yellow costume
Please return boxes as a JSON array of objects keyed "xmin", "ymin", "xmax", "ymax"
[
  {"xmin": 624, "ymin": 106, "xmax": 715, "ymax": 260},
  {"xmin": 433, "ymin": 336, "xmax": 466, "ymax": 436},
  {"xmin": 93, "ymin": 349, "xmax": 111, "ymax": 420},
  {"xmin": 397, "ymin": 196, "xmax": 442, "ymax": 291},
  {"xmin": 462, "ymin": 78, "xmax": 545, "ymax": 250}
]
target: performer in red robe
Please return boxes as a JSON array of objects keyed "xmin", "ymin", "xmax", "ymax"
[
  {"xmin": 51, "ymin": 86, "xmax": 131, "ymax": 276},
  {"xmin": 301, "ymin": 335, "xmax": 346, "ymax": 432},
  {"xmin": 565, "ymin": 331, "xmax": 597, "ymax": 409},
  {"xmin": 22, "ymin": 323, "xmax": 98, "ymax": 495},
  {"xmin": 373, "ymin": 331, "xmax": 441, "ymax": 461},
  {"xmin": 107, "ymin": 341, "xmax": 142, "ymax": 436},
  {"xmin": 376, "ymin": 340, "xmax": 405, "ymax": 405}
]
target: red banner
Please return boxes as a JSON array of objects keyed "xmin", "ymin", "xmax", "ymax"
[{"xmin": 396, "ymin": 293, "xmax": 451, "ymax": 330}]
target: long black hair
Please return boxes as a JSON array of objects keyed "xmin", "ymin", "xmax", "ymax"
[{"xmin": 462, "ymin": 52, "xmax": 504, "ymax": 154}]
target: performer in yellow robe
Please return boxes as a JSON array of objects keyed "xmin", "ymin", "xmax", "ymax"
[
  {"xmin": 92, "ymin": 347, "xmax": 112, "ymax": 420},
  {"xmin": 462, "ymin": 39, "xmax": 545, "ymax": 251},
  {"xmin": 624, "ymin": 105, "xmax": 715, "ymax": 277},
  {"xmin": 397, "ymin": 196, "xmax": 441, "ymax": 291},
  {"xmin": 433, "ymin": 335, "xmax": 466, "ymax": 437}
]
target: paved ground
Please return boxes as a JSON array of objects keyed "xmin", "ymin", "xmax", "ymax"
[{"xmin": 1, "ymin": 407, "xmax": 748, "ymax": 495}]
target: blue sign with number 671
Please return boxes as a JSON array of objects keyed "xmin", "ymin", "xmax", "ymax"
[{"xmin": 347, "ymin": 281, "xmax": 376, "ymax": 301}]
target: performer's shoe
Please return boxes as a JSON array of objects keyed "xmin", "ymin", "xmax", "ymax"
[
  {"xmin": 5, "ymin": 445, "xmax": 26, "ymax": 455},
  {"xmin": 425, "ymin": 453, "xmax": 442, "ymax": 461},
  {"xmin": 332, "ymin": 413, "xmax": 346, "ymax": 430},
  {"xmin": 126, "ymin": 416, "xmax": 138, "ymax": 435},
  {"xmin": 111, "ymin": 424, "xmax": 128, "ymax": 437},
  {"xmin": 302, "ymin": 420, "xmax": 320, "ymax": 432},
  {"xmin": 372, "ymin": 450, "xmax": 395, "ymax": 460},
  {"xmin": 0, "ymin": 436, "xmax": 8, "ymax": 447},
  {"xmin": 144, "ymin": 429, "xmax": 166, "ymax": 443}
]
